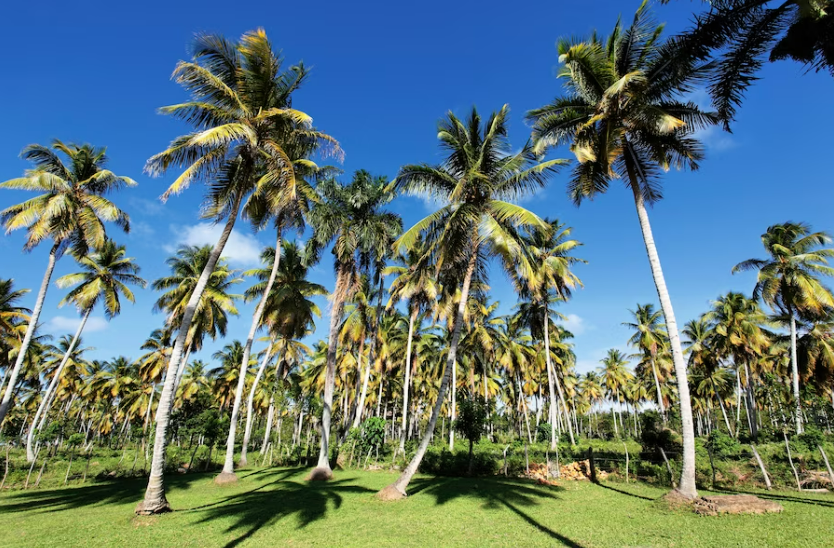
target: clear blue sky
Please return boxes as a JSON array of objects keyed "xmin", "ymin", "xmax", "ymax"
[{"xmin": 1, "ymin": 0, "xmax": 833, "ymax": 374}]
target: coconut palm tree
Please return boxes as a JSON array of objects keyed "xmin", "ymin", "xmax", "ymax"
[
  {"xmin": 683, "ymin": 316, "xmax": 734, "ymax": 434},
  {"xmin": 377, "ymin": 104, "xmax": 565, "ymax": 499},
  {"xmin": 733, "ymin": 222, "xmax": 834, "ymax": 433},
  {"xmin": 0, "ymin": 141, "xmax": 134, "ymax": 425},
  {"xmin": 26, "ymin": 240, "xmax": 145, "ymax": 461},
  {"xmin": 527, "ymin": 1, "xmax": 719, "ymax": 498},
  {"xmin": 0, "ymin": 280, "xmax": 31, "ymax": 386},
  {"xmin": 624, "ymin": 304, "xmax": 669, "ymax": 423},
  {"xmin": 307, "ymin": 170, "xmax": 402, "ymax": 480},
  {"xmin": 237, "ymin": 240, "xmax": 326, "ymax": 467},
  {"xmin": 599, "ymin": 349, "xmax": 633, "ymax": 438}
]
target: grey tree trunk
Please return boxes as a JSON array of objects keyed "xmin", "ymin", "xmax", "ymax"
[
  {"xmin": 543, "ymin": 306, "xmax": 575, "ymax": 447},
  {"xmin": 0, "ymin": 243, "xmax": 60, "ymax": 424},
  {"xmin": 398, "ymin": 308, "xmax": 417, "ymax": 453},
  {"xmin": 240, "ymin": 341, "xmax": 274, "ymax": 467},
  {"xmin": 352, "ymin": 276, "xmax": 386, "ymax": 429},
  {"xmin": 136, "ymin": 195, "xmax": 241, "ymax": 515},
  {"xmin": 630, "ymin": 181, "xmax": 697, "ymax": 499},
  {"xmin": 314, "ymin": 269, "xmax": 348, "ymax": 477},
  {"xmin": 220, "ymin": 233, "xmax": 282, "ymax": 477},
  {"xmin": 449, "ymin": 360, "xmax": 456, "ymax": 451},
  {"xmin": 26, "ymin": 308, "xmax": 92, "ymax": 462},
  {"xmin": 790, "ymin": 312, "xmax": 803, "ymax": 434},
  {"xmin": 650, "ymin": 358, "xmax": 666, "ymax": 422},
  {"xmin": 380, "ymin": 246, "xmax": 477, "ymax": 498},
  {"xmin": 261, "ymin": 395, "xmax": 275, "ymax": 454}
]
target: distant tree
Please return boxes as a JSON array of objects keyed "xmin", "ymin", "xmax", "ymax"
[{"xmin": 454, "ymin": 395, "xmax": 488, "ymax": 476}]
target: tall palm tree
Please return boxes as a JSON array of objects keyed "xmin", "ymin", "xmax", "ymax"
[
  {"xmin": 0, "ymin": 279, "xmax": 30, "ymax": 384},
  {"xmin": 378, "ymin": 104, "xmax": 565, "ymax": 499},
  {"xmin": 137, "ymin": 29, "xmax": 337, "ymax": 513},
  {"xmin": 307, "ymin": 170, "xmax": 401, "ymax": 480},
  {"xmin": 624, "ymin": 304, "xmax": 669, "ymax": 422},
  {"xmin": 26, "ymin": 240, "xmax": 145, "ymax": 461},
  {"xmin": 237, "ymin": 240, "xmax": 325, "ymax": 467},
  {"xmin": 683, "ymin": 316, "xmax": 733, "ymax": 433},
  {"xmin": 733, "ymin": 222, "xmax": 834, "ymax": 433},
  {"xmin": 599, "ymin": 349, "xmax": 633, "ymax": 438},
  {"xmin": 0, "ymin": 140, "xmax": 134, "ymax": 425},
  {"xmin": 516, "ymin": 219, "xmax": 584, "ymax": 447},
  {"xmin": 527, "ymin": 2, "xmax": 718, "ymax": 499}
]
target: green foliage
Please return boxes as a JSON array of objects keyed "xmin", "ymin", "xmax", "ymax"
[
  {"xmin": 454, "ymin": 396, "xmax": 488, "ymax": 447},
  {"xmin": 361, "ymin": 417, "xmax": 386, "ymax": 451}
]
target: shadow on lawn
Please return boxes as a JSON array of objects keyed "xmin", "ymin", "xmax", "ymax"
[
  {"xmin": 190, "ymin": 470, "xmax": 375, "ymax": 548},
  {"xmin": 717, "ymin": 487, "xmax": 834, "ymax": 508},
  {"xmin": 408, "ymin": 476, "xmax": 586, "ymax": 548},
  {"xmin": 593, "ymin": 481, "xmax": 656, "ymax": 501}
]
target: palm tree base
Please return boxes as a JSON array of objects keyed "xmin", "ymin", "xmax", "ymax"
[
  {"xmin": 662, "ymin": 489, "xmax": 697, "ymax": 508},
  {"xmin": 307, "ymin": 466, "xmax": 333, "ymax": 481},
  {"xmin": 134, "ymin": 499, "xmax": 172, "ymax": 515},
  {"xmin": 237, "ymin": 456, "xmax": 248, "ymax": 468},
  {"xmin": 213, "ymin": 471, "xmax": 239, "ymax": 485},
  {"xmin": 376, "ymin": 483, "xmax": 406, "ymax": 501}
]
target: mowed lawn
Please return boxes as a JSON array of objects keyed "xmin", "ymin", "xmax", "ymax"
[{"xmin": 2, "ymin": 468, "xmax": 833, "ymax": 547}]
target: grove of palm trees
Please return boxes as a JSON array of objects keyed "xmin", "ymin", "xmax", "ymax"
[{"xmin": 2, "ymin": 1, "xmax": 834, "ymax": 546}]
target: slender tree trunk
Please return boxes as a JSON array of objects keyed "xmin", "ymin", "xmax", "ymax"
[
  {"xmin": 650, "ymin": 358, "xmax": 666, "ymax": 423},
  {"xmin": 717, "ymin": 396, "xmax": 732, "ymax": 435},
  {"xmin": 173, "ymin": 342, "xmax": 192, "ymax": 394},
  {"xmin": 136, "ymin": 194, "xmax": 242, "ymax": 514},
  {"xmin": 26, "ymin": 308, "xmax": 91, "ymax": 462},
  {"xmin": 219, "ymin": 233, "xmax": 282, "ymax": 480},
  {"xmin": 313, "ymin": 268, "xmax": 349, "ymax": 478},
  {"xmin": 240, "ymin": 341, "xmax": 274, "ymax": 467},
  {"xmin": 0, "ymin": 243, "xmax": 60, "ymax": 424},
  {"xmin": 398, "ymin": 308, "xmax": 417, "ymax": 453},
  {"xmin": 352, "ymin": 276, "xmax": 385, "ymax": 429},
  {"xmin": 449, "ymin": 360, "xmax": 457, "ymax": 451},
  {"xmin": 543, "ymin": 307, "xmax": 575, "ymax": 447},
  {"xmin": 790, "ymin": 312, "xmax": 803, "ymax": 434},
  {"xmin": 629, "ymin": 179, "xmax": 697, "ymax": 499},
  {"xmin": 379, "ymin": 245, "xmax": 477, "ymax": 498},
  {"xmin": 261, "ymin": 395, "xmax": 275, "ymax": 454}
]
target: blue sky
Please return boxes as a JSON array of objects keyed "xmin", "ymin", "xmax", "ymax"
[{"xmin": 1, "ymin": 0, "xmax": 833, "ymax": 374}]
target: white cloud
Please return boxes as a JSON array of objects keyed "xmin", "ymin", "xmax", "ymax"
[
  {"xmin": 129, "ymin": 197, "xmax": 166, "ymax": 216},
  {"xmin": 685, "ymin": 88, "xmax": 737, "ymax": 152},
  {"xmin": 561, "ymin": 313, "xmax": 590, "ymax": 336},
  {"xmin": 46, "ymin": 316, "xmax": 108, "ymax": 334},
  {"xmin": 167, "ymin": 223, "xmax": 264, "ymax": 266}
]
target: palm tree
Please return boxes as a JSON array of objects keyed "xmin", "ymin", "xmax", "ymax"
[
  {"xmin": 378, "ymin": 104, "xmax": 565, "ymax": 499},
  {"xmin": 0, "ymin": 141, "xmax": 134, "ymax": 425},
  {"xmin": 624, "ymin": 304, "xmax": 669, "ymax": 422},
  {"xmin": 733, "ymin": 222, "xmax": 834, "ymax": 433},
  {"xmin": 516, "ymin": 219, "xmax": 584, "ymax": 447},
  {"xmin": 26, "ymin": 240, "xmax": 145, "ymax": 461},
  {"xmin": 683, "ymin": 316, "xmax": 733, "ymax": 434},
  {"xmin": 0, "ymin": 279, "xmax": 30, "ymax": 386},
  {"xmin": 307, "ymin": 171, "xmax": 401, "ymax": 480},
  {"xmin": 137, "ymin": 29, "xmax": 338, "ymax": 513},
  {"xmin": 527, "ymin": 2, "xmax": 718, "ymax": 499},
  {"xmin": 599, "ymin": 349, "xmax": 633, "ymax": 438},
  {"xmin": 237, "ymin": 240, "xmax": 326, "ymax": 467}
]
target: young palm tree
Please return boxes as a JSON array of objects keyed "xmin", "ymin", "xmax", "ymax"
[
  {"xmin": 733, "ymin": 222, "xmax": 834, "ymax": 433},
  {"xmin": 307, "ymin": 171, "xmax": 401, "ymax": 480},
  {"xmin": 0, "ymin": 141, "xmax": 134, "ymax": 425},
  {"xmin": 377, "ymin": 104, "xmax": 564, "ymax": 499},
  {"xmin": 516, "ymin": 219, "xmax": 584, "ymax": 447},
  {"xmin": 25, "ymin": 240, "xmax": 145, "ymax": 461},
  {"xmin": 237, "ymin": 241, "xmax": 326, "ymax": 467},
  {"xmin": 0, "ymin": 280, "xmax": 31, "ymax": 379},
  {"xmin": 527, "ymin": 2, "xmax": 719, "ymax": 499},
  {"xmin": 624, "ymin": 304, "xmax": 669, "ymax": 422}
]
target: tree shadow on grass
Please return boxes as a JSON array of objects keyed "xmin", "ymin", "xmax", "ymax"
[
  {"xmin": 408, "ymin": 476, "xmax": 585, "ymax": 548},
  {"xmin": 191, "ymin": 474, "xmax": 375, "ymax": 548},
  {"xmin": 593, "ymin": 481, "xmax": 656, "ymax": 501},
  {"xmin": 716, "ymin": 487, "xmax": 834, "ymax": 508},
  {"xmin": 0, "ymin": 472, "xmax": 208, "ymax": 515}
]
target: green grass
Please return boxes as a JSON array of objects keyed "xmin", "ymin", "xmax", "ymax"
[{"xmin": 1, "ymin": 467, "xmax": 833, "ymax": 547}]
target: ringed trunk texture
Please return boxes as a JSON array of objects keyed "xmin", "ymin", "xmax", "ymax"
[
  {"xmin": 789, "ymin": 313, "xmax": 803, "ymax": 434},
  {"xmin": 240, "ymin": 341, "xmax": 274, "ymax": 467},
  {"xmin": 221, "ymin": 233, "xmax": 282, "ymax": 478},
  {"xmin": 630, "ymin": 181, "xmax": 697, "ymax": 499},
  {"xmin": 136, "ymin": 195, "xmax": 241, "ymax": 515},
  {"xmin": 0, "ymin": 243, "xmax": 60, "ymax": 424},
  {"xmin": 26, "ymin": 308, "xmax": 92, "ymax": 462},
  {"xmin": 398, "ymin": 308, "xmax": 417, "ymax": 453},
  {"xmin": 378, "ymin": 246, "xmax": 477, "ymax": 500}
]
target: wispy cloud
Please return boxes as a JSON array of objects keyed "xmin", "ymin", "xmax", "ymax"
[
  {"xmin": 129, "ymin": 197, "xmax": 166, "ymax": 217},
  {"xmin": 561, "ymin": 313, "xmax": 591, "ymax": 336},
  {"xmin": 46, "ymin": 315, "xmax": 108, "ymax": 334},
  {"xmin": 166, "ymin": 223, "xmax": 264, "ymax": 266},
  {"xmin": 685, "ymin": 88, "xmax": 738, "ymax": 152}
]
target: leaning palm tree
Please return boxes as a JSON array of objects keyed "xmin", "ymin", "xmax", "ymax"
[
  {"xmin": 0, "ymin": 141, "xmax": 134, "ymax": 425},
  {"xmin": 307, "ymin": 170, "xmax": 401, "ymax": 480},
  {"xmin": 25, "ymin": 240, "xmax": 145, "ymax": 461},
  {"xmin": 733, "ymin": 222, "xmax": 834, "ymax": 433},
  {"xmin": 136, "ymin": 29, "xmax": 337, "ymax": 513},
  {"xmin": 377, "ymin": 104, "xmax": 565, "ymax": 499},
  {"xmin": 527, "ymin": 2, "xmax": 720, "ymax": 498}
]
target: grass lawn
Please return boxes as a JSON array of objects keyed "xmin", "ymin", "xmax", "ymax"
[{"xmin": 1, "ymin": 467, "xmax": 833, "ymax": 547}]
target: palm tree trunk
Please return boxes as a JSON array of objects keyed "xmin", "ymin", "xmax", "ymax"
[
  {"xmin": 240, "ymin": 341, "xmax": 274, "ymax": 467},
  {"xmin": 790, "ymin": 311, "xmax": 803, "ymax": 434},
  {"xmin": 629, "ymin": 179, "xmax": 697, "ymax": 499},
  {"xmin": 173, "ymin": 342, "xmax": 192, "ymax": 394},
  {"xmin": 449, "ymin": 360, "xmax": 457, "ymax": 451},
  {"xmin": 379, "ymin": 245, "xmax": 477, "ymax": 498},
  {"xmin": 398, "ymin": 308, "xmax": 418, "ymax": 453},
  {"xmin": 136, "ymin": 194, "xmax": 242, "ymax": 514},
  {"xmin": 352, "ymin": 277, "xmax": 386, "ymax": 429},
  {"xmin": 717, "ymin": 396, "xmax": 732, "ymax": 434},
  {"xmin": 219, "ymin": 233, "xmax": 282, "ymax": 479},
  {"xmin": 314, "ymin": 268, "xmax": 349, "ymax": 478},
  {"xmin": 261, "ymin": 395, "xmax": 275, "ymax": 454},
  {"xmin": 0, "ymin": 243, "xmax": 60, "ymax": 424},
  {"xmin": 26, "ymin": 308, "xmax": 91, "ymax": 462},
  {"xmin": 650, "ymin": 358, "xmax": 666, "ymax": 423},
  {"xmin": 544, "ymin": 306, "xmax": 575, "ymax": 447}
]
